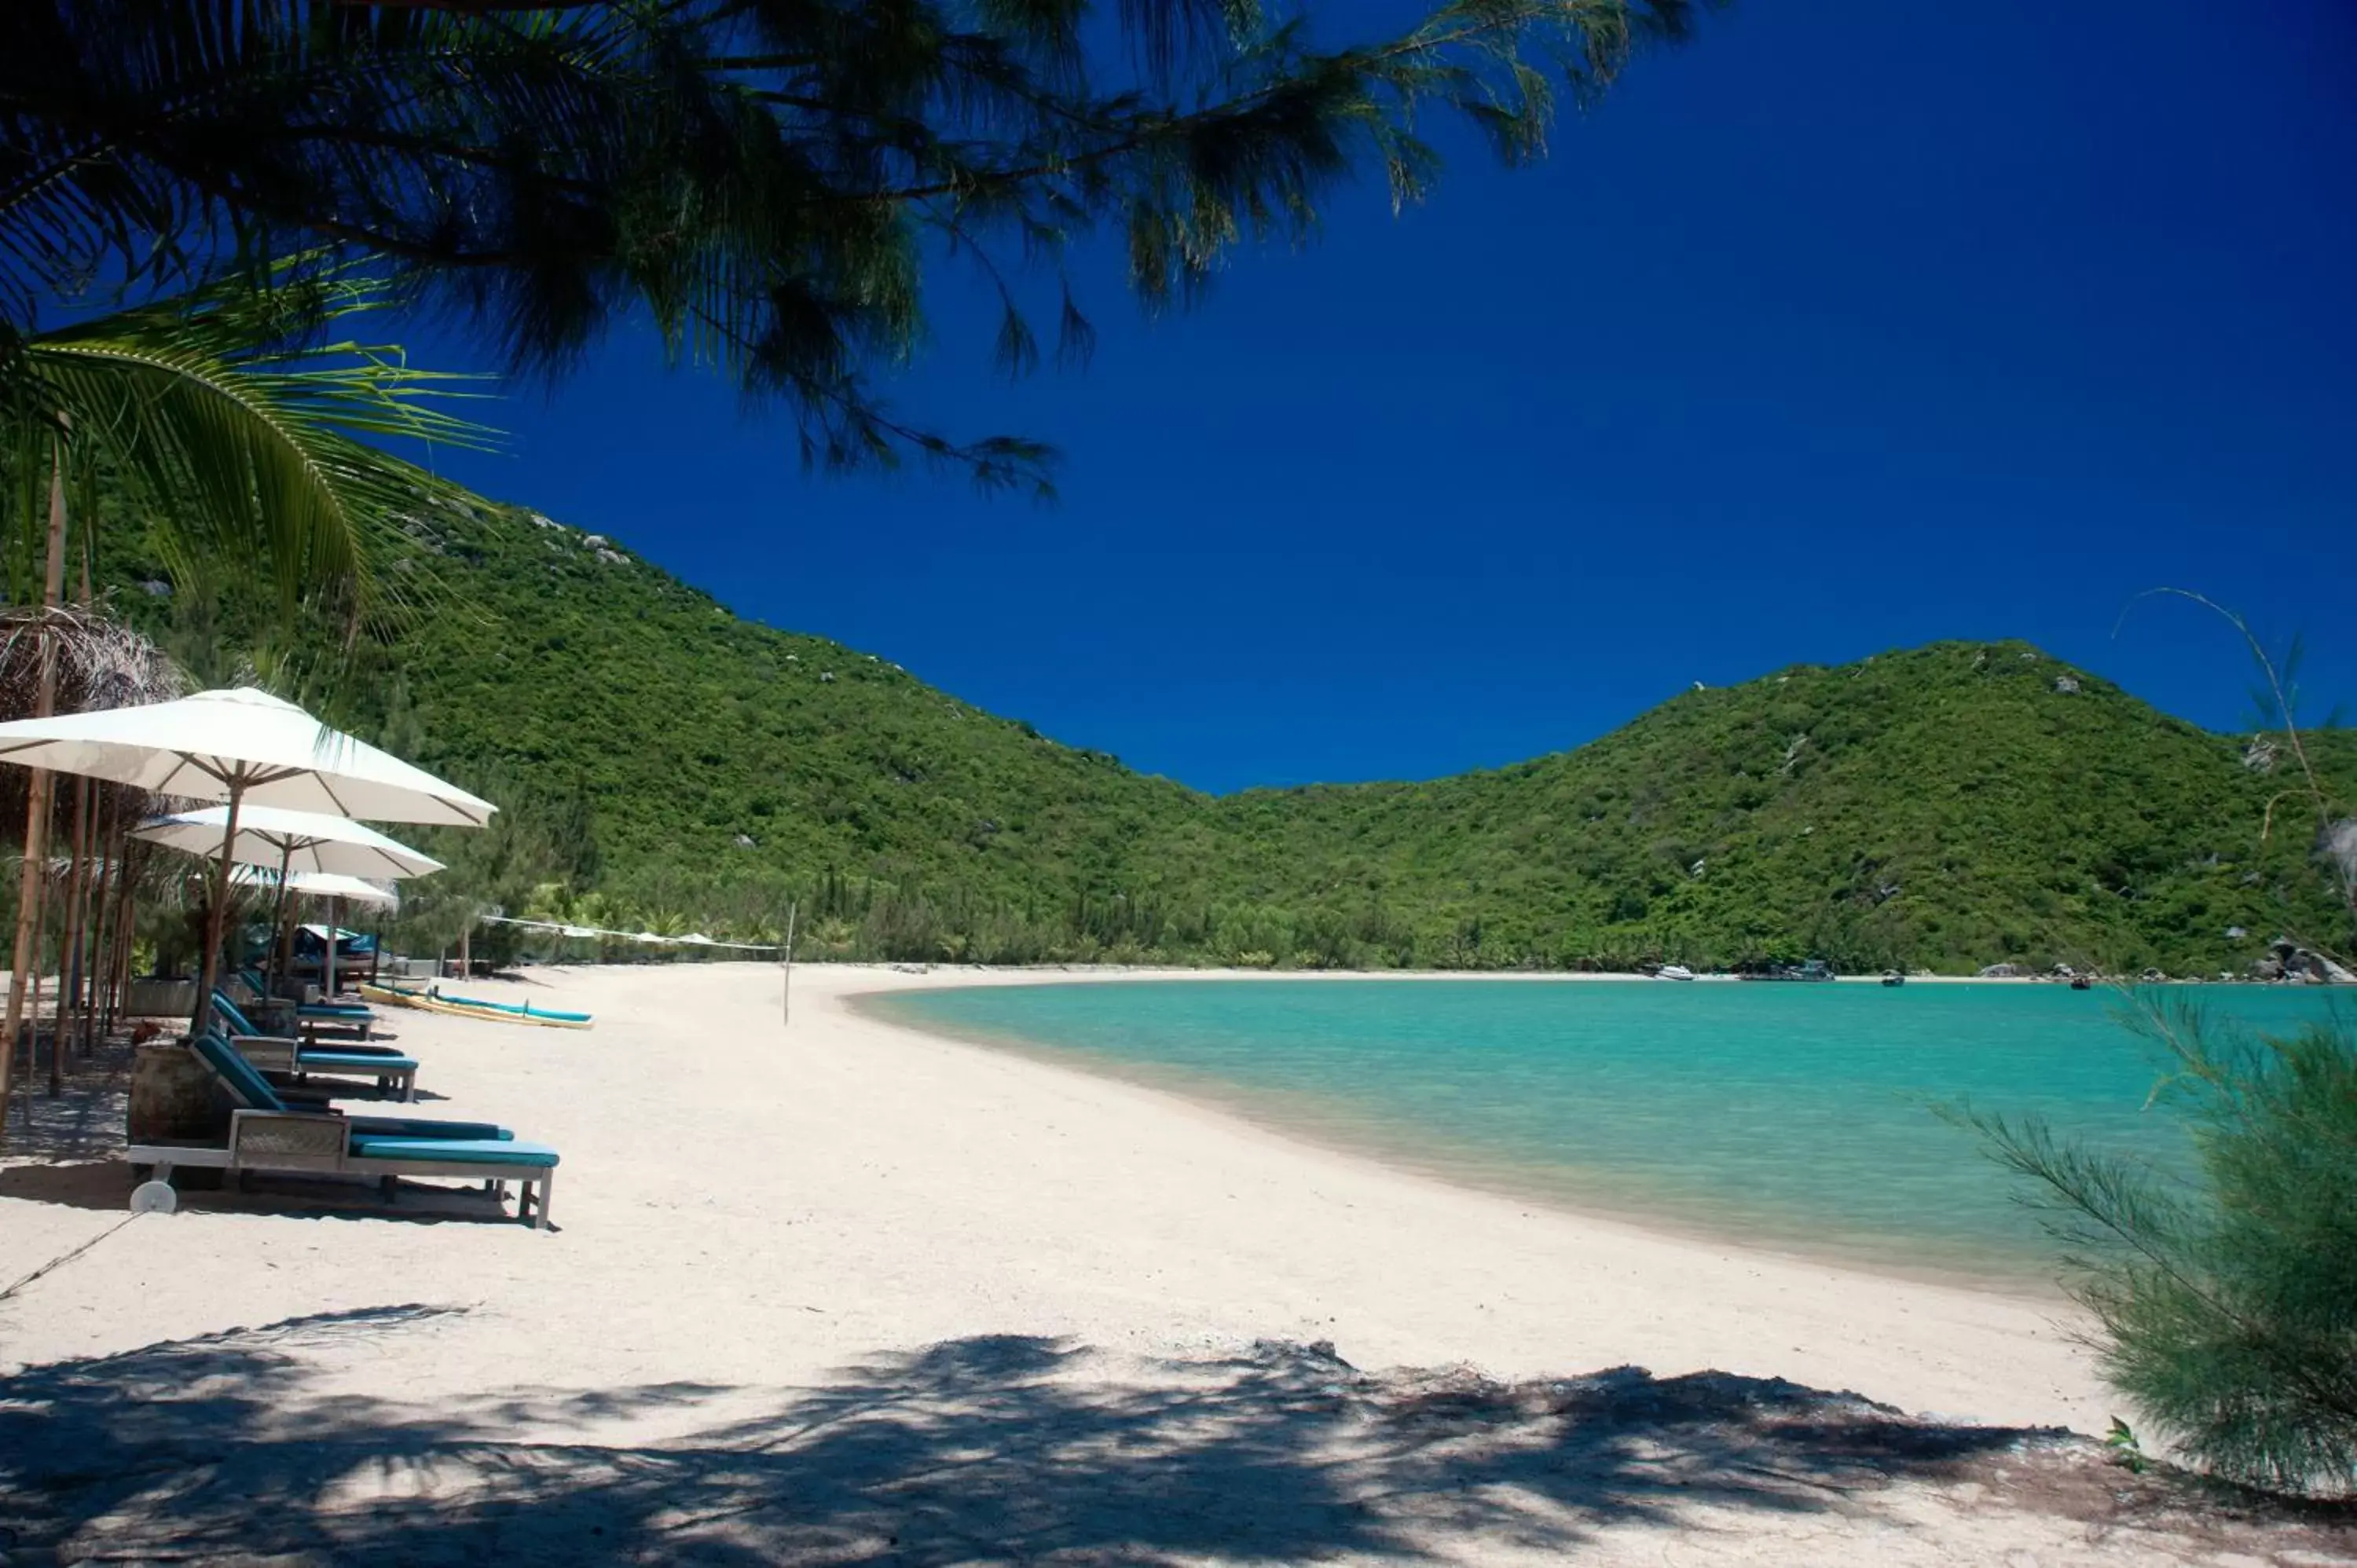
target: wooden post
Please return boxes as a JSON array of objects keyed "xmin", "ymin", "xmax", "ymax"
[
  {"xmin": 782, "ymin": 900, "xmax": 797, "ymax": 1027},
  {"xmin": 104, "ymin": 842, "xmax": 137, "ymax": 1035},
  {"xmin": 51, "ymin": 775, "xmax": 91, "ymax": 1094},
  {"xmin": 0, "ymin": 434, "xmax": 70, "ymax": 1130},
  {"xmin": 81, "ymin": 804, "xmax": 112, "ymax": 1057}
]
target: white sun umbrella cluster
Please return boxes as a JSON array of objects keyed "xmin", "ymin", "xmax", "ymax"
[
  {"xmin": 139, "ymin": 803, "xmax": 445, "ymax": 881},
  {"xmin": 231, "ymin": 866, "xmax": 403, "ymax": 908},
  {"xmin": 0, "ymin": 687, "xmax": 493, "ymax": 1029}
]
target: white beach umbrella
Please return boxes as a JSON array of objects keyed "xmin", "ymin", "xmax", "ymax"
[
  {"xmin": 232, "ymin": 866, "xmax": 402, "ymax": 907},
  {"xmin": 0, "ymin": 687, "xmax": 493, "ymax": 824},
  {"xmin": 136, "ymin": 804, "xmax": 444, "ymax": 881},
  {"xmin": 0, "ymin": 686, "xmax": 493, "ymax": 1027}
]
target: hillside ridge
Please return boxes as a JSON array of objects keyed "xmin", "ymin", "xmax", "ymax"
[{"xmin": 98, "ymin": 493, "xmax": 2352, "ymax": 975}]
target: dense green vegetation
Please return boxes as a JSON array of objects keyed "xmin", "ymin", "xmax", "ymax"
[{"xmin": 86, "ymin": 493, "xmax": 2353, "ymax": 976}]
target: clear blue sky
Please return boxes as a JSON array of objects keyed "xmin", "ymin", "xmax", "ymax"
[{"xmin": 424, "ymin": 0, "xmax": 2356, "ymax": 796}]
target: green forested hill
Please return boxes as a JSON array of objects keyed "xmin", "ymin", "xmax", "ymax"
[{"xmin": 94, "ymin": 493, "xmax": 2353, "ymax": 974}]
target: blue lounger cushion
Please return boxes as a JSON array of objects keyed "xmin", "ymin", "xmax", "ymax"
[
  {"xmin": 221, "ymin": 993, "xmax": 381, "ymax": 1043},
  {"xmin": 296, "ymin": 1050, "xmax": 419, "ymax": 1072},
  {"xmin": 189, "ymin": 1034, "xmax": 512, "ymax": 1140},
  {"xmin": 350, "ymin": 1117, "xmax": 512, "ymax": 1142},
  {"xmin": 219, "ymin": 992, "xmax": 378, "ymax": 1034},
  {"xmin": 348, "ymin": 1137, "xmax": 559, "ymax": 1168}
]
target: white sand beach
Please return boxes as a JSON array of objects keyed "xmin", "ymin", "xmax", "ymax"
[{"xmin": 0, "ymin": 963, "xmax": 2342, "ymax": 1565}]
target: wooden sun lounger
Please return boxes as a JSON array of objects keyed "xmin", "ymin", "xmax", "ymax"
[
  {"xmin": 130, "ymin": 1110, "xmax": 558, "ymax": 1228},
  {"xmin": 130, "ymin": 1034, "xmax": 559, "ymax": 1226},
  {"xmin": 212, "ymin": 992, "xmax": 414, "ymax": 1100},
  {"xmin": 231, "ymin": 1032, "xmax": 417, "ymax": 1102}
]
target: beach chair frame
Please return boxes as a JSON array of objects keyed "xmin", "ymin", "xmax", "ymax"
[
  {"xmin": 229, "ymin": 1029, "xmax": 416, "ymax": 1101},
  {"xmin": 129, "ymin": 1109, "xmax": 555, "ymax": 1228}
]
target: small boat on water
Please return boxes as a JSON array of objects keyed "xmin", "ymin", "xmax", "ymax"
[
  {"xmin": 1881, "ymin": 970, "xmax": 1905, "ymax": 987},
  {"xmin": 1655, "ymin": 964, "xmax": 1697, "ymax": 982}
]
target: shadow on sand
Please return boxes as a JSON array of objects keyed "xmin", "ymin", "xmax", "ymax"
[{"xmin": 0, "ymin": 1305, "xmax": 2173, "ymax": 1566}]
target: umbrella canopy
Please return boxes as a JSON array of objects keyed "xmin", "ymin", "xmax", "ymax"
[
  {"xmin": 0, "ymin": 686, "xmax": 491, "ymax": 1031},
  {"xmin": 0, "ymin": 686, "xmax": 494, "ymax": 825},
  {"xmin": 136, "ymin": 803, "xmax": 442, "ymax": 880},
  {"xmin": 232, "ymin": 865, "xmax": 401, "ymax": 907}
]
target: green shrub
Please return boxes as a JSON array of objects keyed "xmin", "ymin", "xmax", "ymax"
[{"xmin": 1967, "ymin": 998, "xmax": 2357, "ymax": 1495}]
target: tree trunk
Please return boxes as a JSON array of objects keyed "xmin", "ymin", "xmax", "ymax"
[{"xmin": 0, "ymin": 436, "xmax": 70, "ymax": 1134}]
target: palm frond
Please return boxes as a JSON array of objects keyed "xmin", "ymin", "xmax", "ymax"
[{"xmin": 10, "ymin": 262, "xmax": 497, "ymax": 625}]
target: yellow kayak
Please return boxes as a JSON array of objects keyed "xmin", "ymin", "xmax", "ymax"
[{"xmin": 360, "ymin": 981, "xmax": 594, "ymax": 1030}]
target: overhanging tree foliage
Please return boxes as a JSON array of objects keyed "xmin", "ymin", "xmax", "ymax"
[
  {"xmin": 3, "ymin": 0, "xmax": 1706, "ymax": 486},
  {"xmin": 1963, "ymin": 1000, "xmax": 2357, "ymax": 1497}
]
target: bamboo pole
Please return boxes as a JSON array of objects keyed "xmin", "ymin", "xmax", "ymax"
[
  {"xmin": 24, "ymin": 931, "xmax": 42, "ymax": 1128},
  {"xmin": 80, "ymin": 800, "xmax": 112, "ymax": 1057},
  {"xmin": 91, "ymin": 800, "xmax": 119, "ymax": 1050},
  {"xmin": 51, "ymin": 775, "xmax": 90, "ymax": 1094},
  {"xmin": 107, "ymin": 852, "xmax": 136, "ymax": 1033},
  {"xmin": 0, "ymin": 434, "xmax": 70, "ymax": 1131},
  {"xmin": 63, "ymin": 540, "xmax": 94, "ymax": 1067}
]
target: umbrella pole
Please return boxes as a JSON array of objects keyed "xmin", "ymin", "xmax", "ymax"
[
  {"xmin": 192, "ymin": 779, "xmax": 246, "ymax": 1038},
  {"xmin": 324, "ymin": 896, "xmax": 341, "ymax": 998},
  {"xmin": 269, "ymin": 842, "xmax": 295, "ymax": 995},
  {"xmin": 53, "ymin": 775, "xmax": 92, "ymax": 1094}
]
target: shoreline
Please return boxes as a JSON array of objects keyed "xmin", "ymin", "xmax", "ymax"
[
  {"xmin": 845, "ymin": 980, "xmax": 2073, "ymax": 1301},
  {"xmin": 790, "ymin": 964, "xmax": 2113, "ymax": 1428},
  {"xmin": 794, "ymin": 958, "xmax": 2280, "ymax": 986}
]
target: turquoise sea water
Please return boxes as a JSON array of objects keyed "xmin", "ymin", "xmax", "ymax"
[{"xmin": 863, "ymin": 980, "xmax": 2346, "ymax": 1286}]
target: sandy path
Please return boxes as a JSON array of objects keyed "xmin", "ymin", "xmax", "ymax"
[{"xmin": 0, "ymin": 962, "xmax": 2337, "ymax": 1565}]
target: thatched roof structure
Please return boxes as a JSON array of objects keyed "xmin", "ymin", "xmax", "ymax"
[{"xmin": 0, "ymin": 605, "xmax": 185, "ymax": 843}]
